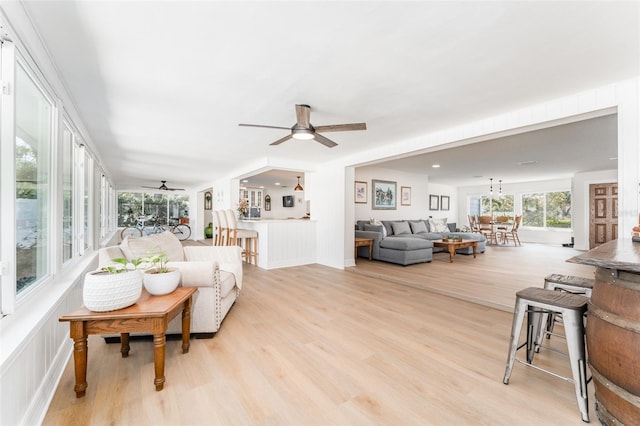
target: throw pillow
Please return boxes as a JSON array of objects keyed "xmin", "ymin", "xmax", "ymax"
[
  {"xmin": 409, "ymin": 220, "xmax": 428, "ymax": 234},
  {"xmin": 428, "ymin": 218, "xmax": 449, "ymax": 233},
  {"xmin": 120, "ymin": 231, "xmax": 184, "ymax": 262},
  {"xmin": 370, "ymin": 218, "xmax": 387, "ymax": 237},
  {"xmin": 391, "ymin": 221, "xmax": 411, "ymax": 235}
]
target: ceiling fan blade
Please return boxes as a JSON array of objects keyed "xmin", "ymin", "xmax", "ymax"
[
  {"xmin": 239, "ymin": 124, "xmax": 290, "ymax": 130},
  {"xmin": 141, "ymin": 186, "xmax": 158, "ymax": 189},
  {"xmin": 167, "ymin": 188, "xmax": 185, "ymax": 191},
  {"xmin": 314, "ymin": 123, "xmax": 367, "ymax": 133},
  {"xmin": 269, "ymin": 134, "xmax": 294, "ymax": 146},
  {"xmin": 314, "ymin": 133, "xmax": 338, "ymax": 148},
  {"xmin": 295, "ymin": 104, "xmax": 311, "ymax": 127}
]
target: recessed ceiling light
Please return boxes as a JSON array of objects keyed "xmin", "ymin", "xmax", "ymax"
[
  {"xmin": 609, "ymin": 157, "xmax": 617, "ymax": 161},
  {"xmin": 242, "ymin": 179, "xmax": 249, "ymax": 183},
  {"xmin": 517, "ymin": 160, "xmax": 538, "ymax": 166},
  {"xmin": 432, "ymin": 164, "xmax": 440, "ymax": 168},
  {"xmin": 275, "ymin": 182, "xmax": 281, "ymax": 186},
  {"xmin": 473, "ymin": 175, "xmax": 483, "ymax": 178}
]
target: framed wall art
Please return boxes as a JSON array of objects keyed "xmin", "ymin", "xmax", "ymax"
[
  {"xmin": 354, "ymin": 181, "xmax": 367, "ymax": 204},
  {"xmin": 440, "ymin": 195, "xmax": 450, "ymax": 211},
  {"xmin": 401, "ymin": 186, "xmax": 411, "ymax": 206},
  {"xmin": 429, "ymin": 194, "xmax": 439, "ymax": 210},
  {"xmin": 204, "ymin": 191, "xmax": 212, "ymax": 210},
  {"xmin": 372, "ymin": 179, "xmax": 397, "ymax": 210}
]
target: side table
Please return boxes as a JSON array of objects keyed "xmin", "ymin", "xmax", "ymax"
[{"xmin": 59, "ymin": 287, "xmax": 197, "ymax": 397}]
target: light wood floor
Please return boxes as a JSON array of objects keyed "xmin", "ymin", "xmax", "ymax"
[{"xmin": 44, "ymin": 244, "xmax": 597, "ymax": 425}]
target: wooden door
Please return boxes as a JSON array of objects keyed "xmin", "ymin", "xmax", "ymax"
[{"xmin": 589, "ymin": 183, "xmax": 618, "ymax": 249}]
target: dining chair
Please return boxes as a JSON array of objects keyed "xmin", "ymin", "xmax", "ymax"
[
  {"xmin": 468, "ymin": 215, "xmax": 480, "ymax": 233},
  {"xmin": 498, "ymin": 215, "xmax": 522, "ymax": 246},
  {"xmin": 478, "ymin": 215, "xmax": 497, "ymax": 244}
]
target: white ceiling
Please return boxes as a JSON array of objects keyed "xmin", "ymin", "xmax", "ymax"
[{"xmin": 18, "ymin": 1, "xmax": 639, "ymax": 190}]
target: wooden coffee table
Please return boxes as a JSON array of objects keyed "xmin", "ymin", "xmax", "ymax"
[
  {"xmin": 59, "ymin": 287, "xmax": 197, "ymax": 397},
  {"xmin": 432, "ymin": 239, "xmax": 478, "ymax": 263},
  {"xmin": 355, "ymin": 237, "xmax": 374, "ymax": 262}
]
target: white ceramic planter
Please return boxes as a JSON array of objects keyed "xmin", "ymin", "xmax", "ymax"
[
  {"xmin": 143, "ymin": 268, "xmax": 180, "ymax": 296},
  {"xmin": 83, "ymin": 270, "xmax": 142, "ymax": 312}
]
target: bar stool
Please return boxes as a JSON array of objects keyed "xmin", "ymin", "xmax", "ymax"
[
  {"xmin": 224, "ymin": 209, "xmax": 259, "ymax": 265},
  {"xmin": 213, "ymin": 210, "xmax": 227, "ymax": 246},
  {"xmin": 503, "ymin": 287, "xmax": 590, "ymax": 423},
  {"xmin": 540, "ymin": 274, "xmax": 594, "ymax": 345}
]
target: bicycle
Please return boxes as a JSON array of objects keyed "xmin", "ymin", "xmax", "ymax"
[
  {"xmin": 165, "ymin": 217, "xmax": 191, "ymax": 241},
  {"xmin": 120, "ymin": 215, "xmax": 191, "ymax": 241}
]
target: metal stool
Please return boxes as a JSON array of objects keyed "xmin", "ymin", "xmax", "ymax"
[
  {"xmin": 539, "ymin": 274, "xmax": 594, "ymax": 346},
  {"xmin": 503, "ymin": 287, "xmax": 590, "ymax": 423}
]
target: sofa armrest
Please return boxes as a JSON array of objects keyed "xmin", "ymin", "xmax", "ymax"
[
  {"xmin": 355, "ymin": 230, "xmax": 383, "ymax": 259},
  {"xmin": 98, "ymin": 246, "xmax": 126, "ymax": 268},
  {"xmin": 182, "ymin": 246, "xmax": 243, "ymax": 289},
  {"xmin": 166, "ymin": 261, "xmax": 219, "ymax": 288}
]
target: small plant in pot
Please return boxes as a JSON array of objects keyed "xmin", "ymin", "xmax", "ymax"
[
  {"xmin": 83, "ymin": 258, "xmax": 144, "ymax": 312},
  {"xmin": 141, "ymin": 251, "xmax": 181, "ymax": 296}
]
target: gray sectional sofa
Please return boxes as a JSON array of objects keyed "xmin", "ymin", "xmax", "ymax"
[{"xmin": 355, "ymin": 219, "xmax": 486, "ymax": 266}]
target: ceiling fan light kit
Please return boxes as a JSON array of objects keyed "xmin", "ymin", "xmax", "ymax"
[{"xmin": 239, "ymin": 104, "xmax": 366, "ymax": 148}]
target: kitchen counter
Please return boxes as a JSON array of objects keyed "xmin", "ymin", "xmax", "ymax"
[{"xmin": 238, "ymin": 219, "xmax": 316, "ymax": 269}]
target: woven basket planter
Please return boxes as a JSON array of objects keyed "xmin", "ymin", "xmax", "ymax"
[{"xmin": 83, "ymin": 270, "xmax": 143, "ymax": 312}]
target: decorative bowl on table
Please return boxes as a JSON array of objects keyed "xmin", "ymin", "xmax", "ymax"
[{"xmin": 442, "ymin": 235, "xmax": 462, "ymax": 242}]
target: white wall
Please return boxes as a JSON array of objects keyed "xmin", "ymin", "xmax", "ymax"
[
  {"xmin": 353, "ymin": 166, "xmax": 430, "ymax": 221},
  {"xmin": 259, "ymin": 186, "xmax": 307, "ymax": 220}
]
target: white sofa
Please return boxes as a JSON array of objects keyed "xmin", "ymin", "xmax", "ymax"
[{"xmin": 98, "ymin": 231, "xmax": 242, "ymax": 337}]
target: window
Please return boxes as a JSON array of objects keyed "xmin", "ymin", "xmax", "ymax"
[
  {"xmin": 15, "ymin": 61, "xmax": 54, "ymax": 295},
  {"xmin": 62, "ymin": 123, "xmax": 74, "ymax": 263},
  {"xmin": 474, "ymin": 194, "xmax": 515, "ymax": 216},
  {"xmin": 117, "ymin": 192, "xmax": 189, "ymax": 227},
  {"xmin": 522, "ymin": 191, "xmax": 571, "ymax": 228}
]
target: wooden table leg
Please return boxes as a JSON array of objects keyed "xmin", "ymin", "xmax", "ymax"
[
  {"xmin": 368, "ymin": 242, "xmax": 373, "ymax": 260},
  {"xmin": 181, "ymin": 297, "xmax": 192, "ymax": 354},
  {"xmin": 153, "ymin": 331, "xmax": 166, "ymax": 391},
  {"xmin": 472, "ymin": 242, "xmax": 477, "ymax": 258},
  {"xmin": 120, "ymin": 333, "xmax": 130, "ymax": 358},
  {"xmin": 448, "ymin": 245, "xmax": 455, "ymax": 263},
  {"xmin": 69, "ymin": 321, "xmax": 88, "ymax": 398}
]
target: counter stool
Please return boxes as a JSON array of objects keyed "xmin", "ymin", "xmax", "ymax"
[
  {"xmin": 503, "ymin": 287, "xmax": 590, "ymax": 423},
  {"xmin": 224, "ymin": 209, "xmax": 259, "ymax": 265},
  {"xmin": 540, "ymin": 274, "xmax": 594, "ymax": 346}
]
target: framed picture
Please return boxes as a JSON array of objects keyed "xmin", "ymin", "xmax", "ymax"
[
  {"xmin": 204, "ymin": 191, "xmax": 212, "ymax": 210},
  {"xmin": 429, "ymin": 194, "xmax": 439, "ymax": 210},
  {"xmin": 440, "ymin": 195, "xmax": 450, "ymax": 211},
  {"xmin": 401, "ymin": 186, "xmax": 411, "ymax": 206},
  {"xmin": 354, "ymin": 181, "xmax": 368, "ymax": 204},
  {"xmin": 372, "ymin": 179, "xmax": 397, "ymax": 210}
]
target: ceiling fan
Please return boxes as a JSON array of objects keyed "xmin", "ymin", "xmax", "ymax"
[
  {"xmin": 141, "ymin": 180, "xmax": 185, "ymax": 191},
  {"xmin": 239, "ymin": 104, "xmax": 366, "ymax": 148}
]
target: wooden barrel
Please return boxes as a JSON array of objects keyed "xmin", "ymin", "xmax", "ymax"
[{"xmin": 587, "ymin": 267, "xmax": 640, "ymax": 425}]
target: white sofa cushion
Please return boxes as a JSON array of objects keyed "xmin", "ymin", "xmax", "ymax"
[{"xmin": 120, "ymin": 231, "xmax": 184, "ymax": 261}]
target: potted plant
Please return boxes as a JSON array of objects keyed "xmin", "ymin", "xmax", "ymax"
[
  {"xmin": 83, "ymin": 258, "xmax": 144, "ymax": 312},
  {"xmin": 141, "ymin": 251, "xmax": 181, "ymax": 296}
]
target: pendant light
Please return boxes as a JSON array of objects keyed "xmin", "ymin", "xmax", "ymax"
[{"xmin": 294, "ymin": 176, "xmax": 304, "ymax": 192}]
